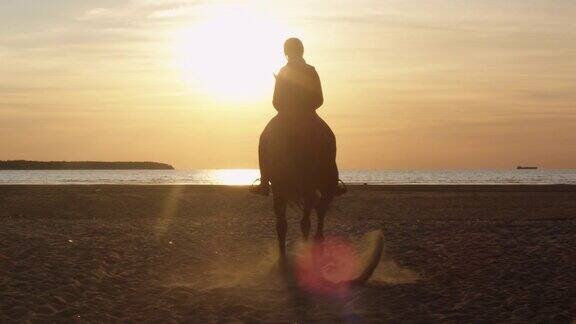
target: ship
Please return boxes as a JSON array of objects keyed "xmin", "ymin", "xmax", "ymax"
[{"xmin": 516, "ymin": 166, "xmax": 538, "ymax": 170}]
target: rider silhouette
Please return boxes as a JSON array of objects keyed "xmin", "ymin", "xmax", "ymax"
[
  {"xmin": 251, "ymin": 38, "xmax": 345, "ymax": 196},
  {"xmin": 273, "ymin": 38, "xmax": 323, "ymax": 114}
]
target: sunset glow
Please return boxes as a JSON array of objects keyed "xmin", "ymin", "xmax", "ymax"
[
  {"xmin": 1, "ymin": 1, "xmax": 575, "ymax": 169},
  {"xmin": 172, "ymin": 5, "xmax": 288, "ymax": 102}
]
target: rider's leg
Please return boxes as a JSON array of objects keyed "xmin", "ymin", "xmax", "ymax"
[
  {"xmin": 251, "ymin": 128, "xmax": 270, "ymax": 196},
  {"xmin": 315, "ymin": 114, "xmax": 346, "ymax": 196},
  {"xmin": 333, "ymin": 161, "xmax": 347, "ymax": 196}
]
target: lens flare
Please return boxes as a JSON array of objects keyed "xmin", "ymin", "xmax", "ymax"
[{"xmin": 294, "ymin": 237, "xmax": 360, "ymax": 297}]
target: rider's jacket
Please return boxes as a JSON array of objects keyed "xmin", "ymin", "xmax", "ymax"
[{"xmin": 273, "ymin": 58, "xmax": 323, "ymax": 115}]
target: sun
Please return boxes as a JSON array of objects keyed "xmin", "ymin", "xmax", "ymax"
[{"xmin": 173, "ymin": 5, "xmax": 290, "ymax": 103}]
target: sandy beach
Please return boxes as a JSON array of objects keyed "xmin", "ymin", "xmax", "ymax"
[{"xmin": 1, "ymin": 185, "xmax": 575, "ymax": 322}]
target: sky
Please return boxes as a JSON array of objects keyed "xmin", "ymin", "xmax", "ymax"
[{"xmin": 1, "ymin": 0, "xmax": 575, "ymax": 169}]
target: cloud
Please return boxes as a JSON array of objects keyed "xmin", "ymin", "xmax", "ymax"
[
  {"xmin": 0, "ymin": 85, "xmax": 66, "ymax": 95},
  {"xmin": 77, "ymin": 8, "xmax": 131, "ymax": 21},
  {"xmin": 147, "ymin": 7, "xmax": 188, "ymax": 19},
  {"xmin": 131, "ymin": 0, "xmax": 191, "ymax": 6},
  {"xmin": 76, "ymin": 0, "xmax": 198, "ymax": 22}
]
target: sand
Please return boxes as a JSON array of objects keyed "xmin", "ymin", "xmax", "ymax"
[{"xmin": 1, "ymin": 185, "xmax": 575, "ymax": 323}]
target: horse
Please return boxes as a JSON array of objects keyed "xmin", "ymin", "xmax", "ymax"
[{"xmin": 260, "ymin": 113, "xmax": 341, "ymax": 262}]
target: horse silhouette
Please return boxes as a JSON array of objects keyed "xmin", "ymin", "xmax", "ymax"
[{"xmin": 260, "ymin": 114, "xmax": 341, "ymax": 262}]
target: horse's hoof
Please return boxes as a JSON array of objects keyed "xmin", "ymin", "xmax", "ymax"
[{"xmin": 270, "ymin": 254, "xmax": 290, "ymax": 277}]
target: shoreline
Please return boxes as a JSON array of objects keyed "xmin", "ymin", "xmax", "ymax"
[{"xmin": 2, "ymin": 183, "xmax": 576, "ymax": 192}]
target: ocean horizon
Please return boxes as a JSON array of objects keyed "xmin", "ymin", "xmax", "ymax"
[{"xmin": 1, "ymin": 169, "xmax": 575, "ymax": 185}]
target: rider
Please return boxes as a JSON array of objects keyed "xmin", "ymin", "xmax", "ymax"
[{"xmin": 251, "ymin": 38, "xmax": 345, "ymax": 196}]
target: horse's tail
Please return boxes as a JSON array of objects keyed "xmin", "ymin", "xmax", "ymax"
[{"xmin": 269, "ymin": 153, "xmax": 318, "ymax": 206}]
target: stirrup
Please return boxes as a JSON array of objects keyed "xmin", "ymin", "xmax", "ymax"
[
  {"xmin": 250, "ymin": 178, "xmax": 270, "ymax": 196},
  {"xmin": 336, "ymin": 179, "xmax": 348, "ymax": 196}
]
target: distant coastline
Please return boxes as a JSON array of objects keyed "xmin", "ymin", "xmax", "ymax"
[{"xmin": 0, "ymin": 160, "xmax": 174, "ymax": 170}]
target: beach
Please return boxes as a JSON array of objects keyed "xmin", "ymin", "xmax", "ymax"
[{"xmin": 1, "ymin": 185, "xmax": 575, "ymax": 322}]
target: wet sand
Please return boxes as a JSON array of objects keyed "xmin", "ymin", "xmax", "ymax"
[{"xmin": 1, "ymin": 185, "xmax": 576, "ymax": 322}]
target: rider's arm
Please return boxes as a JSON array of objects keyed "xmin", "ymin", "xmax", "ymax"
[
  {"xmin": 310, "ymin": 68, "xmax": 324, "ymax": 110},
  {"xmin": 272, "ymin": 69, "xmax": 285, "ymax": 111}
]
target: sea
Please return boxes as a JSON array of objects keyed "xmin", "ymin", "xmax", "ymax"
[{"xmin": 0, "ymin": 169, "xmax": 575, "ymax": 185}]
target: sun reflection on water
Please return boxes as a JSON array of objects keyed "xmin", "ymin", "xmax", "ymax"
[{"xmin": 210, "ymin": 169, "xmax": 260, "ymax": 185}]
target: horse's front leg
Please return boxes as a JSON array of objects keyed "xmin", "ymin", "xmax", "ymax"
[
  {"xmin": 300, "ymin": 195, "xmax": 315, "ymax": 241},
  {"xmin": 273, "ymin": 194, "xmax": 288, "ymax": 261},
  {"xmin": 314, "ymin": 194, "xmax": 333, "ymax": 242}
]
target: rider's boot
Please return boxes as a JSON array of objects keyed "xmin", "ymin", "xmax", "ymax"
[{"xmin": 335, "ymin": 179, "xmax": 347, "ymax": 196}]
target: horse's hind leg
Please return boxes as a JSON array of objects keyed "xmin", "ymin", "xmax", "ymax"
[
  {"xmin": 314, "ymin": 194, "xmax": 333, "ymax": 241},
  {"xmin": 300, "ymin": 196, "xmax": 315, "ymax": 241},
  {"xmin": 273, "ymin": 194, "xmax": 288, "ymax": 260}
]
